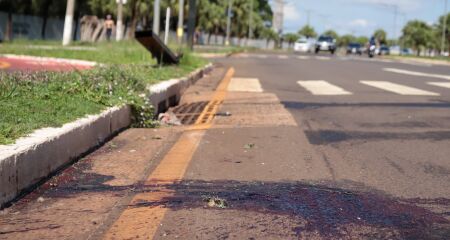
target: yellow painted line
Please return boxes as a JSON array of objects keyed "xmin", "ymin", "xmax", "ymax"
[
  {"xmin": 0, "ymin": 61, "xmax": 11, "ymax": 69},
  {"xmin": 103, "ymin": 68, "xmax": 235, "ymax": 240}
]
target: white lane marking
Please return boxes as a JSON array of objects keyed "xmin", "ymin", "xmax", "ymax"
[
  {"xmin": 257, "ymin": 54, "xmax": 268, "ymax": 59},
  {"xmin": 297, "ymin": 56, "xmax": 310, "ymax": 60},
  {"xmin": 315, "ymin": 56, "xmax": 331, "ymax": 60},
  {"xmin": 360, "ymin": 81, "xmax": 440, "ymax": 96},
  {"xmin": 377, "ymin": 59, "xmax": 394, "ymax": 63},
  {"xmin": 278, "ymin": 55, "xmax": 289, "ymax": 59},
  {"xmin": 384, "ymin": 68, "xmax": 450, "ymax": 81},
  {"xmin": 237, "ymin": 53, "xmax": 249, "ymax": 58},
  {"xmin": 297, "ymin": 81, "xmax": 352, "ymax": 95},
  {"xmin": 228, "ymin": 78, "xmax": 263, "ymax": 92},
  {"xmin": 428, "ymin": 82, "xmax": 450, "ymax": 89}
]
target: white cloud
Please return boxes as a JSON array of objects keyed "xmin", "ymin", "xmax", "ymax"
[
  {"xmin": 349, "ymin": 19, "xmax": 369, "ymax": 27},
  {"xmin": 284, "ymin": 3, "xmax": 301, "ymax": 21}
]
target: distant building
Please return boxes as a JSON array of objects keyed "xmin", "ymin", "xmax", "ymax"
[{"xmin": 272, "ymin": 0, "xmax": 284, "ymax": 35}]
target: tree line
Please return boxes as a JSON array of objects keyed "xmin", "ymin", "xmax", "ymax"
[
  {"xmin": 284, "ymin": 13, "xmax": 450, "ymax": 55},
  {"xmin": 0, "ymin": 0, "xmax": 274, "ymax": 42}
]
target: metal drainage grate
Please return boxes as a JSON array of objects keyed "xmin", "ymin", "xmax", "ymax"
[
  {"xmin": 172, "ymin": 101, "xmax": 209, "ymax": 125},
  {"xmin": 171, "ymin": 100, "xmax": 224, "ymax": 125}
]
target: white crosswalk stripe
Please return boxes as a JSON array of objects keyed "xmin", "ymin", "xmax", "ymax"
[
  {"xmin": 315, "ymin": 56, "xmax": 331, "ymax": 60},
  {"xmin": 228, "ymin": 78, "xmax": 263, "ymax": 92},
  {"xmin": 278, "ymin": 55, "xmax": 289, "ymax": 59},
  {"xmin": 384, "ymin": 68, "xmax": 450, "ymax": 80},
  {"xmin": 360, "ymin": 81, "xmax": 440, "ymax": 96},
  {"xmin": 428, "ymin": 82, "xmax": 450, "ymax": 89},
  {"xmin": 297, "ymin": 81, "xmax": 352, "ymax": 95},
  {"xmin": 297, "ymin": 56, "xmax": 311, "ymax": 60}
]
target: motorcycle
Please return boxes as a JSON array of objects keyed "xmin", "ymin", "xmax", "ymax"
[{"xmin": 368, "ymin": 45, "xmax": 376, "ymax": 58}]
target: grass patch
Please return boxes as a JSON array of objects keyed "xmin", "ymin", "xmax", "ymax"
[
  {"xmin": 0, "ymin": 40, "xmax": 164, "ymax": 64},
  {"xmin": 0, "ymin": 40, "xmax": 207, "ymax": 145}
]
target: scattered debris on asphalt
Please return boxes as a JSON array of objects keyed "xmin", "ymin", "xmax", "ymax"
[
  {"xmin": 204, "ymin": 196, "xmax": 228, "ymax": 209},
  {"xmin": 244, "ymin": 143, "xmax": 256, "ymax": 149},
  {"xmin": 37, "ymin": 197, "xmax": 45, "ymax": 203},
  {"xmin": 152, "ymin": 135, "xmax": 163, "ymax": 140},
  {"xmin": 215, "ymin": 111, "xmax": 232, "ymax": 117},
  {"xmin": 158, "ymin": 112, "xmax": 182, "ymax": 126}
]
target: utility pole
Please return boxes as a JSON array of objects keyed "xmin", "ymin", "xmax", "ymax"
[
  {"xmin": 62, "ymin": 0, "xmax": 75, "ymax": 46},
  {"xmin": 187, "ymin": 0, "xmax": 197, "ymax": 49},
  {"xmin": 393, "ymin": 5, "xmax": 398, "ymax": 44},
  {"xmin": 225, "ymin": 0, "xmax": 233, "ymax": 46},
  {"xmin": 306, "ymin": 10, "xmax": 311, "ymax": 26},
  {"xmin": 177, "ymin": 0, "xmax": 185, "ymax": 44},
  {"xmin": 153, "ymin": 0, "xmax": 161, "ymax": 35},
  {"xmin": 442, "ymin": 0, "xmax": 448, "ymax": 55},
  {"xmin": 116, "ymin": 0, "xmax": 125, "ymax": 41},
  {"xmin": 248, "ymin": 0, "xmax": 253, "ymax": 40}
]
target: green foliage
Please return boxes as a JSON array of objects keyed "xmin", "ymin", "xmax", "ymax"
[
  {"xmin": 283, "ymin": 33, "xmax": 299, "ymax": 45},
  {"xmin": 0, "ymin": 40, "xmax": 156, "ymax": 64},
  {"xmin": 435, "ymin": 13, "xmax": 450, "ymax": 52},
  {"xmin": 355, "ymin": 36, "xmax": 369, "ymax": 45},
  {"xmin": 401, "ymin": 20, "xmax": 434, "ymax": 55},
  {"xmin": 373, "ymin": 29, "xmax": 387, "ymax": 44},
  {"xmin": 338, "ymin": 34, "xmax": 356, "ymax": 47},
  {"xmin": 0, "ymin": 41, "xmax": 207, "ymax": 145},
  {"xmin": 323, "ymin": 30, "xmax": 339, "ymax": 41},
  {"xmin": 298, "ymin": 25, "xmax": 317, "ymax": 39}
]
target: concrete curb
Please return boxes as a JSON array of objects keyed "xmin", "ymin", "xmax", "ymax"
[
  {"xmin": 0, "ymin": 63, "xmax": 213, "ymax": 208},
  {"xmin": 148, "ymin": 63, "xmax": 214, "ymax": 114}
]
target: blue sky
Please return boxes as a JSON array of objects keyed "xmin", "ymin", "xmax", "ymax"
[{"xmin": 279, "ymin": 0, "xmax": 447, "ymax": 38}]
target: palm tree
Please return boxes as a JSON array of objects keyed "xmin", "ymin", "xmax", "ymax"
[
  {"xmin": 298, "ymin": 25, "xmax": 317, "ymax": 39},
  {"xmin": 401, "ymin": 20, "xmax": 434, "ymax": 56}
]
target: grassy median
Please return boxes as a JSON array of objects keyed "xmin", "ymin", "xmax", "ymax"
[{"xmin": 0, "ymin": 40, "xmax": 207, "ymax": 145}]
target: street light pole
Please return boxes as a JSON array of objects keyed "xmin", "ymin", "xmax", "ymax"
[
  {"xmin": 442, "ymin": 0, "xmax": 448, "ymax": 55},
  {"xmin": 393, "ymin": 5, "xmax": 398, "ymax": 44},
  {"xmin": 225, "ymin": 0, "xmax": 233, "ymax": 46},
  {"xmin": 62, "ymin": 0, "xmax": 75, "ymax": 46},
  {"xmin": 153, "ymin": 0, "xmax": 161, "ymax": 35}
]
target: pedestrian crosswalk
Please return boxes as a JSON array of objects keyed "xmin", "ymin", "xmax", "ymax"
[
  {"xmin": 295, "ymin": 80, "xmax": 449, "ymax": 96},
  {"xmin": 428, "ymin": 82, "xmax": 450, "ymax": 89},
  {"xmin": 228, "ymin": 78, "xmax": 264, "ymax": 92},
  {"xmin": 384, "ymin": 68, "xmax": 450, "ymax": 81},
  {"xmin": 297, "ymin": 81, "xmax": 352, "ymax": 95},
  {"xmin": 360, "ymin": 81, "xmax": 439, "ymax": 96},
  {"xmin": 226, "ymin": 77, "xmax": 449, "ymax": 96}
]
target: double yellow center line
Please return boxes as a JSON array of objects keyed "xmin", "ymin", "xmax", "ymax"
[{"xmin": 103, "ymin": 68, "xmax": 235, "ymax": 239}]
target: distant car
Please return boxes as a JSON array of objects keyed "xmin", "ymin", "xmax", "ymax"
[
  {"xmin": 401, "ymin": 48, "xmax": 413, "ymax": 55},
  {"xmin": 294, "ymin": 38, "xmax": 315, "ymax": 53},
  {"xmin": 346, "ymin": 43, "xmax": 363, "ymax": 55},
  {"xmin": 389, "ymin": 45, "xmax": 401, "ymax": 55},
  {"xmin": 378, "ymin": 45, "xmax": 390, "ymax": 55},
  {"xmin": 315, "ymin": 36, "xmax": 336, "ymax": 54}
]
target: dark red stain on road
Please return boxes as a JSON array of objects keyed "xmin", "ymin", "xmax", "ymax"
[
  {"xmin": 3, "ymin": 139, "xmax": 449, "ymax": 239},
  {"xmin": 0, "ymin": 56, "xmax": 94, "ymax": 72}
]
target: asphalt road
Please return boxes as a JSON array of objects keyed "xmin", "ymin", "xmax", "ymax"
[
  {"xmin": 1, "ymin": 52, "xmax": 449, "ymax": 240},
  {"xmin": 158, "ymin": 53, "xmax": 450, "ymax": 239}
]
